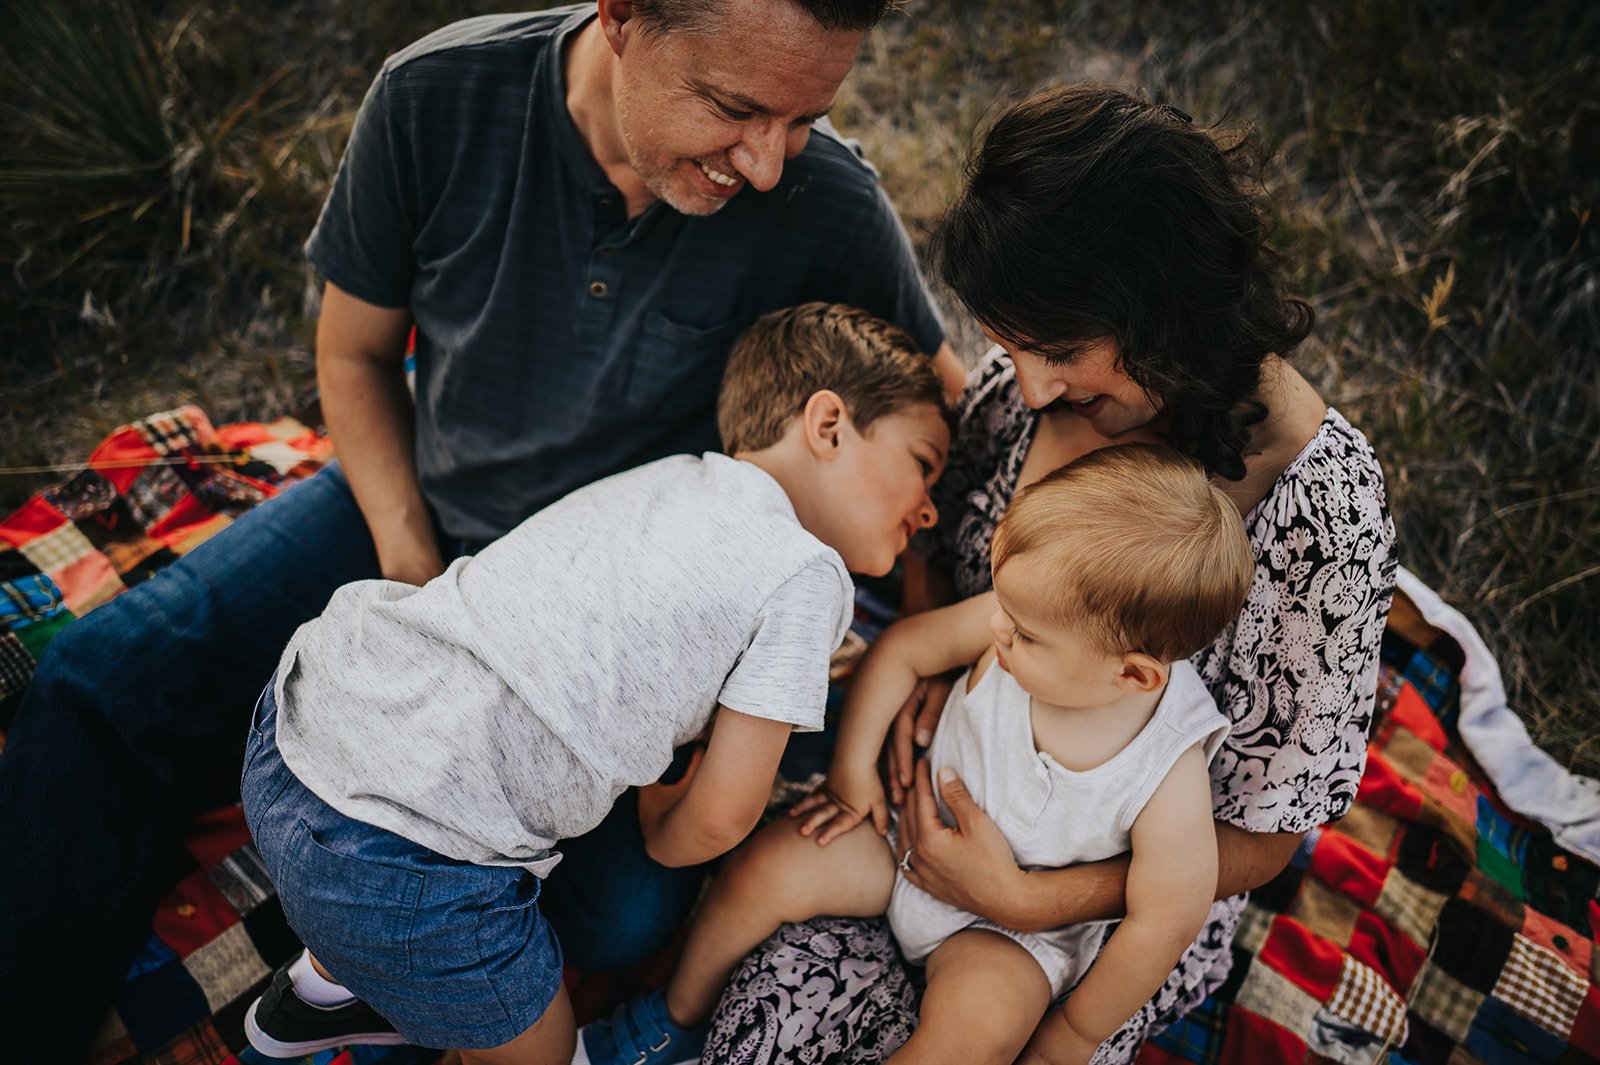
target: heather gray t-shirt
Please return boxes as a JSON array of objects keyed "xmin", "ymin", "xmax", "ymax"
[
  {"xmin": 306, "ymin": 6, "xmax": 944, "ymax": 543},
  {"xmin": 273, "ymin": 454, "xmax": 852, "ymax": 876}
]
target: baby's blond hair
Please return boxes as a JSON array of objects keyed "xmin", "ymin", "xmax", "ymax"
[{"xmin": 991, "ymin": 444, "xmax": 1254, "ymax": 662}]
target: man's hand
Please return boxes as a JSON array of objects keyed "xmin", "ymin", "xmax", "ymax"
[
  {"xmin": 376, "ymin": 537, "xmax": 447, "ymax": 587},
  {"xmin": 790, "ymin": 760, "xmax": 888, "ymax": 845},
  {"xmin": 637, "ymin": 746, "xmax": 705, "ymax": 844},
  {"xmin": 894, "ymin": 759, "xmax": 1025, "ymax": 924},
  {"xmin": 884, "ymin": 672, "xmax": 954, "ymax": 805}
]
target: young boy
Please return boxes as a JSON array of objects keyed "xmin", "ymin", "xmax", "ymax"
[
  {"xmin": 238, "ymin": 302, "xmax": 951, "ymax": 1064},
  {"xmin": 590, "ymin": 444, "xmax": 1256, "ymax": 1065}
]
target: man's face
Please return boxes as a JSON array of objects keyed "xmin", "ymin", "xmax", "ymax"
[{"xmin": 609, "ymin": 0, "xmax": 864, "ymax": 215}]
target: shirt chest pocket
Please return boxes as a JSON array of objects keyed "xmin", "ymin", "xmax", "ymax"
[{"xmin": 625, "ymin": 312, "xmax": 742, "ymax": 412}]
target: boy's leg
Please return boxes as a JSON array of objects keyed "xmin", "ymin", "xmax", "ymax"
[
  {"xmin": 0, "ymin": 463, "xmax": 381, "ymax": 1062},
  {"xmin": 666, "ymin": 815, "xmax": 897, "ymax": 1029},
  {"xmin": 889, "ymin": 929, "xmax": 1053, "ymax": 1065},
  {"xmin": 459, "ymin": 984, "xmax": 576, "ymax": 1065}
]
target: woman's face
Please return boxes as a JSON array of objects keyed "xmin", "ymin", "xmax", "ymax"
[{"xmin": 983, "ymin": 329, "xmax": 1161, "ymax": 439}]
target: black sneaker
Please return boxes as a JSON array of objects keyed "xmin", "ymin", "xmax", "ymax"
[{"xmin": 244, "ymin": 961, "xmax": 409, "ymax": 1057}]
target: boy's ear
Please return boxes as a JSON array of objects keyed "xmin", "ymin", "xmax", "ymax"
[
  {"xmin": 1115, "ymin": 653, "xmax": 1167, "ymax": 693},
  {"xmin": 800, "ymin": 390, "xmax": 850, "ymax": 459}
]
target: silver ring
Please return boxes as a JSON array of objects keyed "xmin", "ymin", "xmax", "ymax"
[{"xmin": 898, "ymin": 847, "xmax": 915, "ymax": 874}]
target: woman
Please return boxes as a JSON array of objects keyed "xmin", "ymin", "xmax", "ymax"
[{"xmin": 702, "ymin": 85, "xmax": 1398, "ymax": 1065}]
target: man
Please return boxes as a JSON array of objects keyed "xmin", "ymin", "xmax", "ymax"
[{"xmin": 0, "ymin": 0, "xmax": 959, "ymax": 1059}]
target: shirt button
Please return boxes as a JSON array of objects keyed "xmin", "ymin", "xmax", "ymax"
[
  {"xmin": 598, "ymin": 198, "xmax": 615, "ymax": 211},
  {"xmin": 588, "ymin": 280, "xmax": 608, "ymax": 298},
  {"xmin": 596, "ymin": 246, "xmax": 616, "ymax": 257}
]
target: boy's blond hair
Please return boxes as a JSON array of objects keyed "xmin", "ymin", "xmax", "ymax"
[
  {"xmin": 718, "ymin": 302, "xmax": 950, "ymax": 454},
  {"xmin": 991, "ymin": 444, "xmax": 1254, "ymax": 663}
]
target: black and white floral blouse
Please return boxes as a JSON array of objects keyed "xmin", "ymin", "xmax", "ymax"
[
  {"xmin": 926, "ymin": 348, "xmax": 1399, "ymax": 837},
  {"xmin": 705, "ymin": 349, "xmax": 1398, "ymax": 1065}
]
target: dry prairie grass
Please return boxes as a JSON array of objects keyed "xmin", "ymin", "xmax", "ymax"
[{"xmin": 2, "ymin": 1, "xmax": 1596, "ymax": 769}]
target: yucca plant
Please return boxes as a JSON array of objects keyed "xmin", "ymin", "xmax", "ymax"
[{"xmin": 0, "ymin": 0, "xmax": 205, "ymax": 366}]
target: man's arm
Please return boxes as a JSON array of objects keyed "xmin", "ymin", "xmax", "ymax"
[
  {"xmin": 638, "ymin": 706, "xmax": 793, "ymax": 868},
  {"xmin": 315, "ymin": 281, "xmax": 444, "ymax": 587},
  {"xmin": 899, "ymin": 765, "xmax": 1304, "ymax": 932}
]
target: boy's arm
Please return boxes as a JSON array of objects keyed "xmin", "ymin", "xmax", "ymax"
[
  {"xmin": 1034, "ymin": 745, "xmax": 1219, "ymax": 1063},
  {"xmin": 638, "ymin": 705, "xmax": 793, "ymax": 868}
]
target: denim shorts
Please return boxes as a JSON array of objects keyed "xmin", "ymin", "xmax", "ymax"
[{"xmin": 241, "ymin": 681, "xmax": 564, "ymax": 1049}]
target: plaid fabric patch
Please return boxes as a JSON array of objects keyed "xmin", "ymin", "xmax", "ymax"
[
  {"xmin": 1232, "ymin": 959, "xmax": 1323, "ymax": 1040},
  {"xmin": 1493, "ymin": 934, "xmax": 1589, "ymax": 1036},
  {"xmin": 205, "ymin": 844, "xmax": 275, "ymax": 918},
  {"xmin": 18, "ymin": 520, "xmax": 96, "ymax": 573},
  {"xmin": 1374, "ymin": 867, "xmax": 1451, "ymax": 948},
  {"xmin": 1410, "ymin": 961, "xmax": 1486, "ymax": 1042},
  {"xmin": 0, "ymin": 631, "xmax": 33, "ymax": 696},
  {"xmin": 1326, "ymin": 955, "xmax": 1408, "ymax": 1044},
  {"xmin": 135, "ymin": 409, "xmax": 209, "ymax": 456}
]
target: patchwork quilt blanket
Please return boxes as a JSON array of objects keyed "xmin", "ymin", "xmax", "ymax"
[{"xmin": 2, "ymin": 406, "xmax": 1596, "ymax": 1065}]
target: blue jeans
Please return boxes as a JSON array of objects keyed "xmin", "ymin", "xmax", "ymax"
[{"xmin": 0, "ymin": 463, "xmax": 700, "ymax": 1061}]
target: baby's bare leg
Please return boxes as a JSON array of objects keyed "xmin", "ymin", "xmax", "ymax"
[
  {"xmin": 665, "ymin": 816, "xmax": 896, "ymax": 1028},
  {"xmin": 889, "ymin": 929, "xmax": 1052, "ymax": 1065}
]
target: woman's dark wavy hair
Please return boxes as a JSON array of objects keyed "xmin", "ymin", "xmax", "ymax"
[{"xmin": 932, "ymin": 84, "xmax": 1314, "ymax": 480}]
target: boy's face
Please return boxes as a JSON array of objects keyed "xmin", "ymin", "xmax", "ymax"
[
  {"xmin": 819, "ymin": 402, "xmax": 948, "ymax": 576},
  {"xmin": 609, "ymin": 0, "xmax": 861, "ymax": 215},
  {"xmin": 989, "ymin": 554, "xmax": 1135, "ymax": 709}
]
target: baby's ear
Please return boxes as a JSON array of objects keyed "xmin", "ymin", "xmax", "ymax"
[
  {"xmin": 800, "ymin": 389, "xmax": 849, "ymax": 457},
  {"xmin": 1116, "ymin": 653, "xmax": 1167, "ymax": 693}
]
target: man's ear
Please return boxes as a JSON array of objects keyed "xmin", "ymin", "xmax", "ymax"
[
  {"xmin": 597, "ymin": 0, "xmax": 637, "ymax": 56},
  {"xmin": 1115, "ymin": 653, "xmax": 1167, "ymax": 694},
  {"xmin": 800, "ymin": 390, "xmax": 850, "ymax": 458}
]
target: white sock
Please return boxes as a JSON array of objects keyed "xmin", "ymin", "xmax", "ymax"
[{"xmin": 288, "ymin": 949, "xmax": 355, "ymax": 1007}]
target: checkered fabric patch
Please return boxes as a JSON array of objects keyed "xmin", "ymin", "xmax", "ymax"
[
  {"xmin": 1492, "ymin": 933, "xmax": 1589, "ymax": 1036},
  {"xmin": 135, "ymin": 408, "xmax": 210, "ymax": 456},
  {"xmin": 18, "ymin": 520, "xmax": 96, "ymax": 573},
  {"xmin": 1326, "ymin": 955, "xmax": 1408, "ymax": 1044},
  {"xmin": 1374, "ymin": 867, "xmax": 1450, "ymax": 948},
  {"xmin": 1409, "ymin": 960, "xmax": 1486, "ymax": 1043},
  {"xmin": 0, "ymin": 631, "xmax": 33, "ymax": 694}
]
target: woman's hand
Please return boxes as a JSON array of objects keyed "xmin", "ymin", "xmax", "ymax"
[
  {"xmin": 790, "ymin": 761, "xmax": 888, "ymax": 845},
  {"xmin": 884, "ymin": 673, "xmax": 955, "ymax": 804},
  {"xmin": 894, "ymin": 759, "xmax": 1027, "ymax": 924}
]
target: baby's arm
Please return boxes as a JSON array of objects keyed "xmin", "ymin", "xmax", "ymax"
[
  {"xmin": 1025, "ymin": 744, "xmax": 1219, "ymax": 1065},
  {"xmin": 793, "ymin": 592, "xmax": 997, "ymax": 843},
  {"xmin": 637, "ymin": 705, "xmax": 793, "ymax": 868}
]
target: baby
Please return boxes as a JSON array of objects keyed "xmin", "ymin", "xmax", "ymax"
[
  {"xmin": 238, "ymin": 302, "xmax": 951, "ymax": 1063},
  {"xmin": 585, "ymin": 443, "xmax": 1254, "ymax": 1065}
]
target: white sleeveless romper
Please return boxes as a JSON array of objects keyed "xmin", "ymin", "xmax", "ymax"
[{"xmin": 887, "ymin": 660, "xmax": 1229, "ymax": 996}]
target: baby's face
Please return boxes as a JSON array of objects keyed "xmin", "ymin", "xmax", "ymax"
[{"xmin": 989, "ymin": 555, "xmax": 1130, "ymax": 710}]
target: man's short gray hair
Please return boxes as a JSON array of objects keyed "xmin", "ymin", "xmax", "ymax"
[{"xmin": 632, "ymin": 0, "xmax": 899, "ymax": 35}]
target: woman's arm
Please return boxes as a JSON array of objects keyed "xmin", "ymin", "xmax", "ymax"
[{"xmin": 895, "ymin": 760, "xmax": 1303, "ymax": 931}]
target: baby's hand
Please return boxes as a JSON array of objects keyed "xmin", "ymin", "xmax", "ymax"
[{"xmin": 789, "ymin": 763, "xmax": 888, "ymax": 845}]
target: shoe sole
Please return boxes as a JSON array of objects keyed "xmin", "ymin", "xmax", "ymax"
[{"xmin": 244, "ymin": 999, "xmax": 411, "ymax": 1057}]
